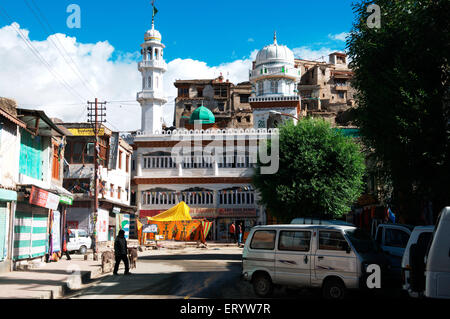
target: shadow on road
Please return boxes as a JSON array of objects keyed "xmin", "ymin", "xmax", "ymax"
[{"xmin": 139, "ymin": 253, "xmax": 243, "ymax": 262}]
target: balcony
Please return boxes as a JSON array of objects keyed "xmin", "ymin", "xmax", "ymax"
[
  {"xmin": 250, "ymin": 66, "xmax": 300, "ymax": 80},
  {"xmin": 136, "ymin": 91, "xmax": 167, "ymax": 103},
  {"xmin": 335, "ymin": 85, "xmax": 348, "ymax": 91},
  {"xmin": 249, "ymin": 95, "xmax": 300, "ymax": 103},
  {"xmin": 138, "ymin": 60, "xmax": 167, "ymax": 71}
]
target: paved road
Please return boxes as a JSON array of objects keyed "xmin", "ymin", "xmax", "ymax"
[
  {"xmin": 68, "ymin": 247, "xmax": 254, "ymax": 299},
  {"xmin": 67, "ymin": 246, "xmax": 406, "ymax": 300}
]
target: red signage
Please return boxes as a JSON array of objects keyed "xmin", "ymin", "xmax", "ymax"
[
  {"xmin": 218, "ymin": 208, "xmax": 257, "ymax": 217},
  {"xmin": 29, "ymin": 186, "xmax": 60, "ymax": 210}
]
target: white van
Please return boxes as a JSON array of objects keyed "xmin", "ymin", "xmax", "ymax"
[
  {"xmin": 401, "ymin": 225, "xmax": 434, "ymax": 297},
  {"xmin": 425, "ymin": 207, "xmax": 450, "ymax": 299},
  {"xmin": 66, "ymin": 229, "xmax": 92, "ymax": 254},
  {"xmin": 242, "ymin": 224, "xmax": 388, "ymax": 299}
]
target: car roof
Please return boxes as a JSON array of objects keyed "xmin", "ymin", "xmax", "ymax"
[
  {"xmin": 412, "ymin": 225, "xmax": 434, "ymax": 231},
  {"xmin": 252, "ymin": 224, "xmax": 356, "ymax": 231},
  {"xmin": 378, "ymin": 223, "xmax": 415, "ymax": 231}
]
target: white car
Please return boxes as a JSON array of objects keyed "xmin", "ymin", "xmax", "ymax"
[
  {"xmin": 401, "ymin": 225, "xmax": 434, "ymax": 297},
  {"xmin": 66, "ymin": 229, "xmax": 92, "ymax": 254}
]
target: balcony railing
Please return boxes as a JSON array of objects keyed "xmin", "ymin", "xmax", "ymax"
[
  {"xmin": 138, "ymin": 60, "xmax": 167, "ymax": 70},
  {"xmin": 249, "ymin": 95, "xmax": 300, "ymax": 103},
  {"xmin": 136, "ymin": 91, "xmax": 167, "ymax": 102},
  {"xmin": 250, "ymin": 67, "xmax": 300, "ymax": 79}
]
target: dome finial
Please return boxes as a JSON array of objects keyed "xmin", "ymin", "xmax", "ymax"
[{"xmin": 274, "ymin": 30, "xmax": 277, "ymax": 44}]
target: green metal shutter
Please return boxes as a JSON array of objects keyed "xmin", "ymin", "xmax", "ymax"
[{"xmin": 0, "ymin": 203, "xmax": 7, "ymax": 261}]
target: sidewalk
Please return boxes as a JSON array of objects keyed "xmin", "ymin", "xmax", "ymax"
[{"xmin": 0, "ymin": 241, "xmax": 239, "ymax": 299}]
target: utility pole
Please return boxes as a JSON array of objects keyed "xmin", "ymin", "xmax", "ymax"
[{"xmin": 87, "ymin": 98, "xmax": 106, "ymax": 260}]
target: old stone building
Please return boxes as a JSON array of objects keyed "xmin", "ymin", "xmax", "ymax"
[
  {"xmin": 295, "ymin": 52, "xmax": 356, "ymax": 126},
  {"xmin": 173, "ymin": 76, "xmax": 253, "ymax": 129}
]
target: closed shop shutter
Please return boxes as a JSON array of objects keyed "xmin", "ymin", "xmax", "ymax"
[
  {"xmin": 13, "ymin": 204, "xmax": 48, "ymax": 260},
  {"xmin": 0, "ymin": 203, "xmax": 7, "ymax": 261}
]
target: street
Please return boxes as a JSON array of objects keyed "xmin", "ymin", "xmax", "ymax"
[{"xmin": 66, "ymin": 246, "xmax": 406, "ymax": 300}]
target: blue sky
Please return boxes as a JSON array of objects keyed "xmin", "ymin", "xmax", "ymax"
[
  {"xmin": 0, "ymin": 0, "xmax": 354, "ymax": 64},
  {"xmin": 0, "ymin": 0, "xmax": 356, "ymax": 130}
]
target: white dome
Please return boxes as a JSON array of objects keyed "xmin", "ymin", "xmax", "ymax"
[
  {"xmin": 255, "ymin": 43, "xmax": 294, "ymax": 67},
  {"xmin": 255, "ymin": 33, "xmax": 294, "ymax": 67},
  {"xmin": 145, "ymin": 24, "xmax": 162, "ymax": 42}
]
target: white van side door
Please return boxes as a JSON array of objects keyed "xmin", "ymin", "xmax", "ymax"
[
  {"xmin": 313, "ymin": 230, "xmax": 358, "ymax": 288},
  {"xmin": 275, "ymin": 229, "xmax": 312, "ymax": 287}
]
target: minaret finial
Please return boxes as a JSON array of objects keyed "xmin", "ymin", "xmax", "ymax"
[
  {"xmin": 274, "ymin": 30, "xmax": 277, "ymax": 44},
  {"xmin": 151, "ymin": 0, "xmax": 158, "ymax": 29}
]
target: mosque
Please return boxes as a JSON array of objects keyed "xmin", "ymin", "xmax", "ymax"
[{"xmin": 131, "ymin": 14, "xmax": 301, "ymax": 240}]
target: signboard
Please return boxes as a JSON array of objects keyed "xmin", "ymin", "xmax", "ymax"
[
  {"xmin": 29, "ymin": 186, "xmax": 60, "ymax": 210},
  {"xmin": 96, "ymin": 209, "xmax": 109, "ymax": 242},
  {"xmin": 108, "ymin": 132, "xmax": 119, "ymax": 170},
  {"xmin": 218, "ymin": 208, "xmax": 257, "ymax": 217},
  {"xmin": 68, "ymin": 127, "xmax": 105, "ymax": 136},
  {"xmin": 142, "ymin": 224, "xmax": 158, "ymax": 233},
  {"xmin": 189, "ymin": 208, "xmax": 219, "ymax": 219},
  {"xmin": 51, "ymin": 211, "xmax": 61, "ymax": 252},
  {"xmin": 59, "ymin": 195, "xmax": 73, "ymax": 205},
  {"xmin": 112, "ymin": 206, "xmax": 121, "ymax": 214}
]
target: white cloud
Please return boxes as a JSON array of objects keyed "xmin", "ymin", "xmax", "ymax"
[
  {"xmin": 0, "ymin": 23, "xmax": 346, "ymax": 131},
  {"xmin": 292, "ymin": 46, "xmax": 336, "ymax": 62},
  {"xmin": 0, "ymin": 23, "xmax": 254, "ymax": 131},
  {"xmin": 247, "ymin": 38, "xmax": 254, "ymax": 42},
  {"xmin": 328, "ymin": 32, "xmax": 349, "ymax": 42}
]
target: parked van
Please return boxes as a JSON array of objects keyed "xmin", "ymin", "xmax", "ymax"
[
  {"xmin": 425, "ymin": 207, "xmax": 450, "ymax": 299},
  {"xmin": 242, "ymin": 225, "xmax": 388, "ymax": 299},
  {"xmin": 374, "ymin": 224, "xmax": 413, "ymax": 272},
  {"xmin": 401, "ymin": 226, "xmax": 434, "ymax": 297},
  {"xmin": 66, "ymin": 229, "xmax": 92, "ymax": 254}
]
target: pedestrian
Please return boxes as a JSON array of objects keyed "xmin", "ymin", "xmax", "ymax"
[
  {"xmin": 229, "ymin": 222, "xmax": 236, "ymax": 243},
  {"xmin": 237, "ymin": 223, "xmax": 244, "ymax": 246},
  {"xmin": 113, "ymin": 230, "xmax": 131, "ymax": 275},
  {"xmin": 63, "ymin": 226, "xmax": 71, "ymax": 260}
]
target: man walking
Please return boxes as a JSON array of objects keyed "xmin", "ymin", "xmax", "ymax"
[{"xmin": 113, "ymin": 230, "xmax": 130, "ymax": 275}]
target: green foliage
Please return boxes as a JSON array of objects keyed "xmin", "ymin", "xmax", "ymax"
[
  {"xmin": 347, "ymin": 0, "xmax": 450, "ymax": 220},
  {"xmin": 252, "ymin": 119, "xmax": 365, "ymax": 221}
]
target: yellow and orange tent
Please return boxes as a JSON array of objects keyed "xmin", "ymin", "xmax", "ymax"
[{"xmin": 139, "ymin": 202, "xmax": 212, "ymax": 244}]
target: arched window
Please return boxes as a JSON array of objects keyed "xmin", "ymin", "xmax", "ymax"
[
  {"xmin": 271, "ymin": 80, "xmax": 278, "ymax": 94},
  {"xmin": 148, "ymin": 76, "xmax": 152, "ymax": 88},
  {"xmin": 155, "ymin": 48, "xmax": 159, "ymax": 60},
  {"xmin": 147, "ymin": 48, "xmax": 152, "ymax": 60},
  {"xmin": 258, "ymin": 81, "xmax": 264, "ymax": 95},
  {"xmin": 156, "ymin": 76, "xmax": 159, "ymax": 88},
  {"xmin": 142, "ymin": 77, "xmax": 145, "ymax": 89}
]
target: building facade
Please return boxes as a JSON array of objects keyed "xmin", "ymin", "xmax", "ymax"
[
  {"xmin": 295, "ymin": 52, "xmax": 356, "ymax": 126},
  {"xmin": 173, "ymin": 78, "xmax": 253, "ymax": 129},
  {"xmin": 61, "ymin": 123, "xmax": 135, "ymax": 242},
  {"xmin": 1, "ymin": 98, "xmax": 74, "ymax": 272}
]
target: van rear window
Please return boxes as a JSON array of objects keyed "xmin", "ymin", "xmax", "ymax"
[{"xmin": 250, "ymin": 230, "xmax": 276, "ymax": 250}]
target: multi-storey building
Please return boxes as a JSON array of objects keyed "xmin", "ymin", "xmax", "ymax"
[
  {"xmin": 61, "ymin": 123, "xmax": 135, "ymax": 241},
  {"xmin": 1, "ymin": 98, "xmax": 74, "ymax": 272},
  {"xmin": 295, "ymin": 52, "xmax": 356, "ymax": 126},
  {"xmin": 173, "ymin": 78, "xmax": 253, "ymax": 129}
]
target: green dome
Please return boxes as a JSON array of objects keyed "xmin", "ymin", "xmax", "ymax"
[{"xmin": 189, "ymin": 105, "xmax": 215, "ymax": 124}]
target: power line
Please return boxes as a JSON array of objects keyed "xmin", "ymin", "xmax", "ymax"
[
  {"xmin": 23, "ymin": 0, "xmax": 98, "ymax": 97},
  {"xmin": 0, "ymin": 5, "xmax": 87, "ymax": 102}
]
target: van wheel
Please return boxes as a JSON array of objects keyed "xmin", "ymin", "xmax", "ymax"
[
  {"xmin": 323, "ymin": 278, "xmax": 346, "ymax": 300},
  {"xmin": 252, "ymin": 273, "xmax": 273, "ymax": 297},
  {"xmin": 79, "ymin": 246, "xmax": 87, "ymax": 255}
]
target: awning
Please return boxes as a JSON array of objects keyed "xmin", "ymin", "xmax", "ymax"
[
  {"xmin": 0, "ymin": 108, "xmax": 27, "ymax": 129},
  {"xmin": 0, "ymin": 188, "xmax": 17, "ymax": 201}
]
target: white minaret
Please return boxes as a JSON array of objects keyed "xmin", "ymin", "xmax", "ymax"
[{"xmin": 137, "ymin": 19, "xmax": 167, "ymax": 133}]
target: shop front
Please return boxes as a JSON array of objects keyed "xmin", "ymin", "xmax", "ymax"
[
  {"xmin": 0, "ymin": 188, "xmax": 17, "ymax": 273},
  {"xmin": 216, "ymin": 208, "xmax": 257, "ymax": 242},
  {"xmin": 13, "ymin": 186, "xmax": 59, "ymax": 264}
]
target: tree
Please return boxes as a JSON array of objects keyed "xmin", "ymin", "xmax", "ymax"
[
  {"xmin": 252, "ymin": 119, "xmax": 365, "ymax": 222},
  {"xmin": 347, "ymin": 0, "xmax": 450, "ymax": 223}
]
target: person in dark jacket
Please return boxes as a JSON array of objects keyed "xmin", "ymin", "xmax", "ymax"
[{"xmin": 113, "ymin": 230, "xmax": 130, "ymax": 275}]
